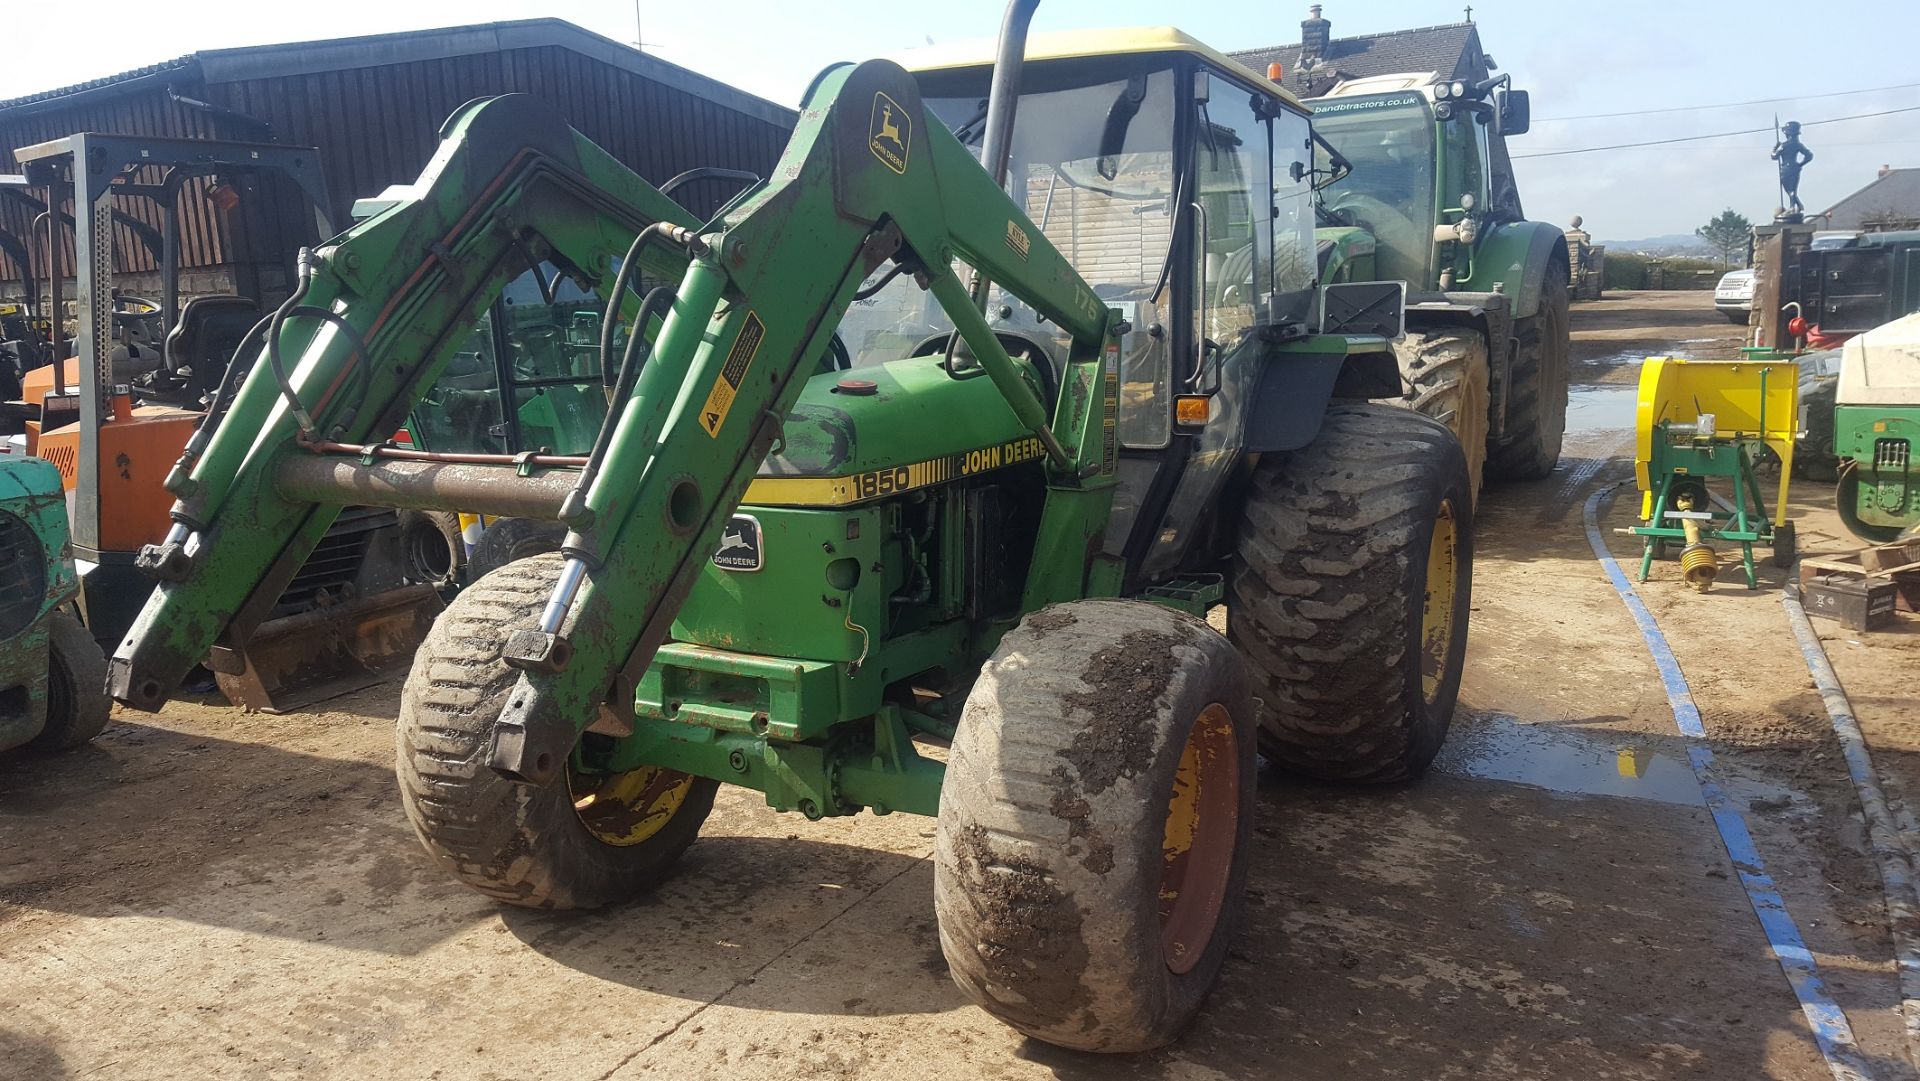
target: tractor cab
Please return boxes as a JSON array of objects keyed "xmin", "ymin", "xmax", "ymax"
[
  {"xmin": 1310, "ymin": 71, "xmax": 1531, "ymax": 290},
  {"xmin": 879, "ymin": 28, "xmax": 1341, "ymax": 578}
]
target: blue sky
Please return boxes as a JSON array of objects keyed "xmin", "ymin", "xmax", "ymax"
[{"xmin": 12, "ymin": 0, "xmax": 1920, "ymax": 239}]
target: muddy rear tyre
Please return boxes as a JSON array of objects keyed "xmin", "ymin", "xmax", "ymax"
[
  {"xmin": 1229, "ymin": 403, "xmax": 1473, "ymax": 783},
  {"xmin": 397, "ymin": 553, "xmax": 716, "ymax": 909},
  {"xmin": 468, "ymin": 517, "xmax": 566, "ymax": 581},
  {"xmin": 31, "ymin": 610, "xmax": 109, "ymax": 750},
  {"xmin": 1391, "ymin": 328, "xmax": 1489, "ymax": 501},
  {"xmin": 935, "ymin": 599, "xmax": 1256, "ymax": 1052},
  {"xmin": 1488, "ymin": 271, "xmax": 1570, "ymax": 481}
]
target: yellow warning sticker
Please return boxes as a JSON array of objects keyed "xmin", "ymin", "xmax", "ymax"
[{"xmin": 699, "ymin": 311, "xmax": 765, "ymax": 437}]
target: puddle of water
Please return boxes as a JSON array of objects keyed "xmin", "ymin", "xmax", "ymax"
[
  {"xmin": 1436, "ymin": 712, "xmax": 1798, "ymax": 808},
  {"xmin": 1581, "ymin": 348, "xmax": 1655, "ymax": 369},
  {"xmin": 1566, "ymin": 383, "xmax": 1640, "ymax": 433}
]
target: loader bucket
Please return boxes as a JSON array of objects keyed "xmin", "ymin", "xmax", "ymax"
[{"xmin": 213, "ymin": 583, "xmax": 443, "ymax": 713}]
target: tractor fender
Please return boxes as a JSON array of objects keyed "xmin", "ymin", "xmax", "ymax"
[
  {"xmin": 1243, "ymin": 344, "xmax": 1399, "ymax": 453},
  {"xmin": 1472, "ymin": 220, "xmax": 1568, "ymax": 321}
]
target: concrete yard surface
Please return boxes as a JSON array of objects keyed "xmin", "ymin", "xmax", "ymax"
[{"xmin": 4, "ymin": 291, "xmax": 1918, "ymax": 1080}]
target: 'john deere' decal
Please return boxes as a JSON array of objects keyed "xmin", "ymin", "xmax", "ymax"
[
  {"xmin": 713, "ymin": 515, "xmax": 763, "ymax": 571},
  {"xmin": 700, "ymin": 311, "xmax": 765, "ymax": 437},
  {"xmin": 868, "ymin": 92, "xmax": 911, "ymax": 175}
]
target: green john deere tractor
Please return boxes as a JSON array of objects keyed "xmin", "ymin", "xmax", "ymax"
[
  {"xmin": 1307, "ymin": 71, "xmax": 1571, "ymax": 493},
  {"xmin": 110, "ymin": 8, "xmax": 1473, "ymax": 1052},
  {"xmin": 0, "ymin": 456, "xmax": 109, "ymax": 754}
]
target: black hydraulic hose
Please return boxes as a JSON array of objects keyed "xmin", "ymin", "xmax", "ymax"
[
  {"xmin": 560, "ymin": 284, "xmax": 676, "ymax": 529},
  {"xmin": 283, "ymin": 304, "xmax": 375, "ymax": 419},
  {"xmin": 267, "ymin": 249, "xmax": 321, "ymax": 435},
  {"xmin": 266, "ymin": 248, "xmax": 378, "ymax": 440},
  {"xmin": 599, "ymin": 222, "xmax": 697, "ymax": 388},
  {"xmin": 853, "ymin": 264, "xmax": 907, "ymax": 301},
  {"xmin": 178, "ymin": 312, "xmax": 272, "ymax": 451},
  {"xmin": 529, "ymin": 259, "xmax": 554, "ymax": 306}
]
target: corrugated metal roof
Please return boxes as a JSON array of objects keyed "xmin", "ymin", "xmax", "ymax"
[
  {"xmin": 0, "ymin": 20, "xmax": 795, "ymax": 284},
  {"xmin": 0, "ymin": 19, "xmax": 794, "ymax": 126},
  {"xmin": 0, "ymin": 56, "xmax": 197, "ymax": 112},
  {"xmin": 1230, "ymin": 22, "xmax": 1482, "ymax": 98}
]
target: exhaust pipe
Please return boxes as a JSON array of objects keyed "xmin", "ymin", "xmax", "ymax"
[
  {"xmin": 966, "ymin": 0, "xmax": 1041, "ymax": 316},
  {"xmin": 979, "ymin": 0, "xmax": 1042, "ymax": 189}
]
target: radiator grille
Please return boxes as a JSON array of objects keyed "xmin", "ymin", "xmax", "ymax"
[
  {"xmin": 1875, "ymin": 438, "xmax": 1911, "ymax": 471},
  {"xmin": 0, "ymin": 509, "xmax": 47, "ymax": 639},
  {"xmin": 270, "ymin": 506, "xmax": 395, "ymax": 618}
]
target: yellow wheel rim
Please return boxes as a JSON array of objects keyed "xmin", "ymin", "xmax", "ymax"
[
  {"xmin": 1420, "ymin": 499, "xmax": 1459, "ymax": 706},
  {"xmin": 569, "ymin": 765, "xmax": 696, "ymax": 847},
  {"xmin": 1159, "ymin": 703, "xmax": 1240, "ymax": 975}
]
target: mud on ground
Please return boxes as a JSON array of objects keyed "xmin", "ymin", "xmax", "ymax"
[{"xmin": 3, "ymin": 289, "xmax": 1917, "ymax": 1080}]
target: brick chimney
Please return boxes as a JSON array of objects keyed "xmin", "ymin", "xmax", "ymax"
[
  {"xmin": 1301, "ymin": 5, "xmax": 1332, "ymax": 65},
  {"xmin": 1881, "ymin": 164, "xmax": 1894, "ymax": 179}
]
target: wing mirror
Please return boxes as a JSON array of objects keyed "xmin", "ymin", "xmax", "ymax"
[{"xmin": 1499, "ymin": 89, "xmax": 1530, "ymax": 136}]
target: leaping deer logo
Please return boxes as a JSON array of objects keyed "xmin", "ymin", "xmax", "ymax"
[
  {"xmin": 878, "ymin": 103, "xmax": 904, "ymax": 148},
  {"xmin": 868, "ymin": 92, "xmax": 911, "ymax": 174}
]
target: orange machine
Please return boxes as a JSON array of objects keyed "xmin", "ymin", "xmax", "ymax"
[{"xmin": 26, "ymin": 393, "xmax": 199, "ymax": 552}]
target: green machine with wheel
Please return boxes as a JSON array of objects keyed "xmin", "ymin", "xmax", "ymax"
[
  {"xmin": 1304, "ymin": 70, "xmax": 1570, "ymax": 495},
  {"xmin": 1834, "ymin": 312, "xmax": 1920, "ymax": 543},
  {"xmin": 0, "ymin": 456, "xmax": 109, "ymax": 753},
  {"xmin": 107, "ymin": 8, "xmax": 1474, "ymax": 1052}
]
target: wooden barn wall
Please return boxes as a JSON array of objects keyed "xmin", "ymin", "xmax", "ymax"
[
  {"xmin": 0, "ymin": 91, "xmax": 237, "ymax": 285},
  {"xmin": 0, "ymin": 45, "xmax": 793, "ymax": 288}
]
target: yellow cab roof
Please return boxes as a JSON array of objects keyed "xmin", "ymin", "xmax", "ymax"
[{"xmin": 893, "ymin": 26, "xmax": 1309, "ymax": 113}]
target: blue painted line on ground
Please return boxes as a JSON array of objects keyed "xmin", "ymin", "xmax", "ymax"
[{"xmin": 1583, "ymin": 480, "xmax": 1875, "ymax": 1081}]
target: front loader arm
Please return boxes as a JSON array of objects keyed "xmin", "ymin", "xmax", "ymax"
[{"xmin": 113, "ymin": 62, "xmax": 1119, "ymax": 788}]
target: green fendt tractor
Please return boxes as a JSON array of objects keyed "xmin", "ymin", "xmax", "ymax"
[
  {"xmin": 110, "ymin": 7, "xmax": 1473, "ymax": 1051},
  {"xmin": 1309, "ymin": 71, "xmax": 1570, "ymax": 491},
  {"xmin": 0, "ymin": 456, "xmax": 109, "ymax": 753}
]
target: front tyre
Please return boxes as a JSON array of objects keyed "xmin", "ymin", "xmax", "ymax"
[
  {"xmin": 935, "ymin": 599, "xmax": 1256, "ymax": 1052},
  {"xmin": 1488, "ymin": 270, "xmax": 1571, "ymax": 481},
  {"xmin": 31, "ymin": 610, "xmax": 110, "ymax": 750},
  {"xmin": 396, "ymin": 553, "xmax": 716, "ymax": 909},
  {"xmin": 1390, "ymin": 328, "xmax": 1489, "ymax": 501},
  {"xmin": 1230, "ymin": 403, "xmax": 1474, "ymax": 782}
]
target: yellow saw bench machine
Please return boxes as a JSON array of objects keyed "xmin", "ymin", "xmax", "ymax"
[{"xmin": 1626, "ymin": 357, "xmax": 1798, "ymax": 590}]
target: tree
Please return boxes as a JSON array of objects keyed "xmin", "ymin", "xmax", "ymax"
[{"xmin": 1695, "ymin": 209, "xmax": 1753, "ymax": 267}]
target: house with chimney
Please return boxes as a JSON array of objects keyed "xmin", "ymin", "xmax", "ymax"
[
  {"xmin": 1232, "ymin": 7, "xmax": 1526, "ymax": 220},
  {"xmin": 1231, "ymin": 6, "xmax": 1495, "ymax": 101},
  {"xmin": 1820, "ymin": 166, "xmax": 1920, "ymax": 233}
]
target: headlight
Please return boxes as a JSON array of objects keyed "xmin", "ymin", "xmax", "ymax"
[
  {"xmin": 1434, "ymin": 82, "xmax": 1453, "ymax": 100},
  {"xmin": 1452, "ymin": 80, "xmax": 1469, "ymax": 99}
]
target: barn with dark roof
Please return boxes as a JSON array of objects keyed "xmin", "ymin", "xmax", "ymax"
[{"xmin": 0, "ymin": 19, "xmax": 795, "ymax": 307}]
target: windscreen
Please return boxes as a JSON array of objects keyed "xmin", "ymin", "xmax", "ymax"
[
  {"xmin": 836, "ymin": 66, "xmax": 1180, "ymax": 371},
  {"xmin": 1313, "ymin": 93, "xmax": 1435, "ymax": 285}
]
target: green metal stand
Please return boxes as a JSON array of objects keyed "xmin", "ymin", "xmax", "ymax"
[{"xmin": 1630, "ymin": 436, "xmax": 1776, "ymax": 589}]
